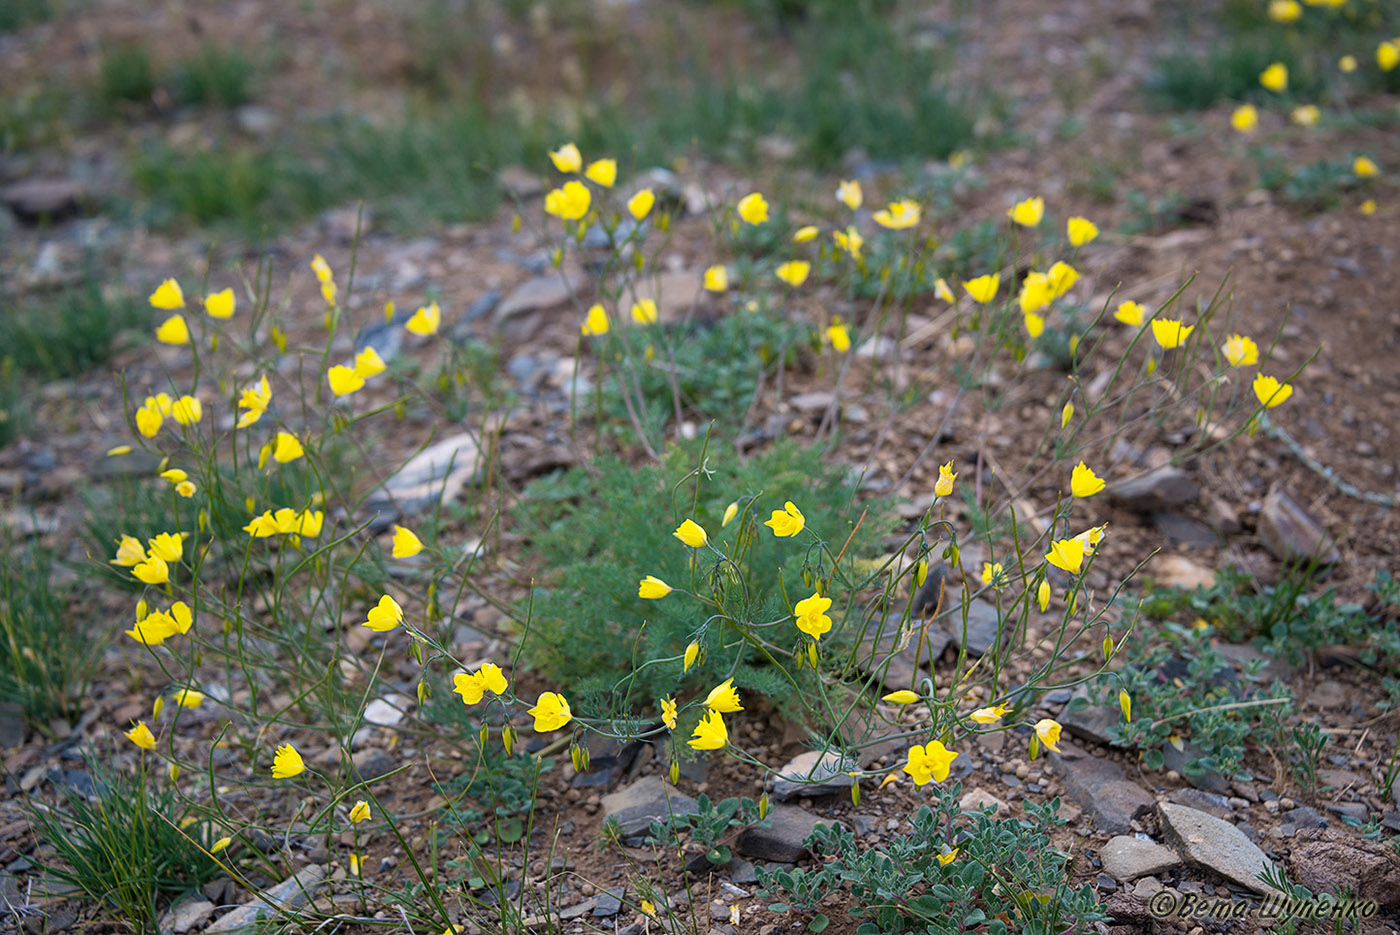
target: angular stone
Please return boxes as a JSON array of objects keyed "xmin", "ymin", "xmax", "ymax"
[
  {"xmin": 736, "ymin": 805, "xmax": 828, "ymax": 862},
  {"xmin": 1100, "ymin": 836, "xmax": 1182, "ymax": 881},
  {"xmin": 1157, "ymin": 802, "xmax": 1276, "ymax": 894},
  {"xmin": 1167, "ymin": 788, "xmax": 1232, "ymax": 820},
  {"xmin": 1289, "ymin": 828, "xmax": 1400, "ymax": 910},
  {"xmin": 165, "ymin": 895, "xmax": 216, "ymax": 934},
  {"xmin": 601, "ymin": 775, "xmax": 699, "ymax": 837},
  {"xmin": 854, "ymin": 611, "xmax": 949, "ymax": 693},
  {"xmin": 367, "ymin": 432, "xmax": 482, "ymax": 526},
  {"xmin": 938, "ymin": 599, "xmax": 1008, "ymax": 657},
  {"xmin": 770, "ymin": 750, "xmax": 855, "ymax": 801},
  {"xmin": 1108, "ymin": 467, "xmax": 1200, "ymax": 512},
  {"xmin": 496, "ymin": 268, "xmax": 582, "ymax": 320},
  {"xmin": 207, "ymin": 865, "xmax": 327, "ymax": 932},
  {"xmin": 498, "ymin": 166, "xmax": 545, "ymax": 200},
  {"xmin": 1050, "ymin": 745, "xmax": 1154, "ymax": 835},
  {"xmin": 593, "ymin": 887, "xmax": 624, "ymax": 917},
  {"xmin": 625, "ymin": 269, "xmax": 701, "ymax": 324},
  {"xmin": 1258, "ymin": 486, "xmax": 1340, "ymax": 564},
  {"xmin": 959, "ymin": 788, "xmax": 1007, "ymax": 815},
  {"xmin": 1150, "ymin": 554, "xmax": 1217, "ymax": 590},
  {"xmin": 1059, "ymin": 690, "xmax": 1118, "ymax": 746},
  {"xmin": 573, "ymin": 732, "xmax": 645, "ymax": 791},
  {"xmin": 0, "ymin": 178, "xmax": 83, "ymax": 222},
  {"xmin": 1161, "ymin": 742, "xmax": 1230, "ymax": 795}
]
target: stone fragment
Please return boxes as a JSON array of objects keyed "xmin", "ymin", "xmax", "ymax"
[
  {"xmin": 770, "ymin": 750, "xmax": 855, "ymax": 801},
  {"xmin": 496, "ymin": 268, "xmax": 582, "ymax": 320},
  {"xmin": 1157, "ymin": 803, "xmax": 1276, "ymax": 894},
  {"xmin": 0, "ymin": 178, "xmax": 82, "ymax": 222},
  {"xmin": 367, "ymin": 432, "xmax": 482, "ymax": 526},
  {"xmin": 1150, "ymin": 555, "xmax": 1217, "ymax": 590},
  {"xmin": 601, "ymin": 775, "xmax": 699, "ymax": 837},
  {"xmin": 207, "ymin": 865, "xmax": 327, "ymax": 932},
  {"xmin": 1289, "ymin": 829, "xmax": 1400, "ymax": 910},
  {"xmin": 1100, "ymin": 836, "xmax": 1182, "ymax": 881},
  {"xmin": 854, "ymin": 611, "xmax": 949, "ymax": 693},
  {"xmin": 736, "ymin": 805, "xmax": 828, "ymax": 862},
  {"xmin": 938, "ymin": 599, "xmax": 1008, "ymax": 657},
  {"xmin": 1258, "ymin": 486, "xmax": 1340, "ymax": 564},
  {"xmin": 1108, "ymin": 467, "xmax": 1200, "ymax": 512},
  {"xmin": 1050, "ymin": 744, "xmax": 1154, "ymax": 835}
]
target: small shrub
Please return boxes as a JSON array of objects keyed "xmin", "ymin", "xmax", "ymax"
[
  {"xmin": 97, "ymin": 45, "xmax": 157, "ymax": 110},
  {"xmin": 0, "ymin": 0, "xmax": 51, "ymax": 32},
  {"xmin": 170, "ymin": 44, "xmax": 254, "ymax": 109},
  {"xmin": 0, "ymin": 273, "xmax": 144, "ymax": 379}
]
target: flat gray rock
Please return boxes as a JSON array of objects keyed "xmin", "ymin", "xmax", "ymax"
[
  {"xmin": 737, "ymin": 805, "xmax": 829, "ymax": 862},
  {"xmin": 1157, "ymin": 802, "xmax": 1276, "ymax": 894},
  {"xmin": 601, "ymin": 775, "xmax": 699, "ymax": 837},
  {"xmin": 1108, "ymin": 467, "xmax": 1199, "ymax": 512},
  {"xmin": 770, "ymin": 750, "xmax": 855, "ymax": 801},
  {"xmin": 1100, "ymin": 836, "xmax": 1181, "ymax": 881},
  {"xmin": 367, "ymin": 432, "xmax": 482, "ymax": 527},
  {"xmin": 207, "ymin": 865, "xmax": 326, "ymax": 932},
  {"xmin": 1259, "ymin": 486, "xmax": 1340, "ymax": 564},
  {"xmin": 496, "ymin": 270, "xmax": 581, "ymax": 320},
  {"xmin": 854, "ymin": 610, "xmax": 949, "ymax": 693},
  {"xmin": 1050, "ymin": 745, "xmax": 1153, "ymax": 835},
  {"xmin": 938, "ymin": 599, "xmax": 1008, "ymax": 657}
]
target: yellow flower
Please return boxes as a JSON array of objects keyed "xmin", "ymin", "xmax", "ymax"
[
  {"xmin": 704, "ymin": 678, "xmax": 744, "ymax": 713},
  {"xmin": 453, "ymin": 663, "xmax": 507, "ymax": 706},
  {"xmin": 150, "ymin": 278, "xmax": 185, "ymax": 310},
  {"xmin": 1038, "ymin": 579, "xmax": 1051, "ymax": 611},
  {"xmin": 1253, "ymin": 373, "xmax": 1294, "ymax": 408},
  {"xmin": 673, "ymin": 519, "xmax": 708, "ymax": 548},
  {"xmin": 1339, "ymin": 54, "xmax": 1357, "ymax": 73},
  {"xmin": 173, "ymin": 689, "xmax": 205, "ymax": 708},
  {"xmin": 1291, "ymin": 104, "xmax": 1320, "ymax": 127},
  {"xmin": 1060, "ymin": 402, "xmax": 1074, "ymax": 429},
  {"xmin": 1354, "ymin": 156, "xmax": 1380, "ymax": 178},
  {"xmin": 775, "ymin": 260, "xmax": 810, "ymax": 287},
  {"xmin": 836, "ymin": 179, "xmax": 862, "ymax": 210},
  {"xmin": 902, "ymin": 740, "xmax": 958, "ymax": 785},
  {"xmin": 548, "ymin": 142, "xmax": 582, "ymax": 173},
  {"xmin": 703, "ymin": 265, "xmax": 728, "ymax": 292},
  {"xmin": 328, "ymin": 365, "xmax": 366, "ymax": 397},
  {"xmin": 147, "ymin": 531, "xmax": 184, "ymax": 563},
  {"xmin": 111, "ymin": 535, "xmax": 146, "ymax": 566},
  {"xmin": 237, "ymin": 376, "xmax": 272, "ymax": 427},
  {"xmin": 1070, "ymin": 462, "xmax": 1105, "ymax": 498},
  {"xmin": 1259, "ymin": 62, "xmax": 1288, "ymax": 92},
  {"xmin": 638, "ymin": 575, "xmax": 672, "ymax": 599},
  {"xmin": 545, "ymin": 181, "xmax": 591, "ymax": 221},
  {"xmin": 981, "ymin": 562, "xmax": 1007, "ymax": 590},
  {"xmin": 963, "ymin": 273, "xmax": 1000, "ymax": 304},
  {"xmin": 627, "ymin": 188, "xmax": 655, "ymax": 220},
  {"xmin": 349, "ymin": 801, "xmax": 371, "ymax": 823},
  {"xmin": 527, "ymin": 691, "xmax": 573, "ymax": 731},
  {"xmin": 793, "ymin": 225, "xmax": 819, "ymax": 243},
  {"xmin": 737, "ymin": 192, "xmax": 769, "ymax": 225},
  {"xmin": 763, "ymin": 501, "xmax": 805, "ymax": 537},
  {"xmin": 1019, "ymin": 272, "xmax": 1052, "ymax": 315},
  {"xmin": 311, "ymin": 254, "xmax": 333, "ymax": 284},
  {"xmin": 133, "ymin": 555, "xmax": 170, "ymax": 585},
  {"xmin": 832, "ymin": 226, "xmax": 863, "ymax": 260},
  {"xmin": 272, "ymin": 743, "xmax": 306, "ymax": 778},
  {"xmin": 722, "ymin": 501, "xmax": 739, "ymax": 527},
  {"xmin": 155, "ymin": 314, "xmax": 190, "ymax": 345},
  {"xmin": 826, "ymin": 321, "xmax": 851, "ymax": 353},
  {"xmin": 793, "ymin": 592, "xmax": 833, "ymax": 641},
  {"xmin": 244, "ymin": 511, "xmax": 279, "ymax": 538},
  {"xmin": 364, "ymin": 594, "xmax": 404, "ymax": 632},
  {"xmin": 882, "ymin": 690, "xmax": 920, "ymax": 705},
  {"xmin": 406, "ymin": 301, "xmax": 441, "ymax": 336},
  {"xmin": 661, "ymin": 696, "xmax": 677, "ymax": 730},
  {"xmin": 1034, "ymin": 718, "xmax": 1062, "ymax": 753},
  {"xmin": 1066, "ymin": 216, "xmax": 1098, "ymax": 246},
  {"xmin": 934, "ymin": 461, "xmax": 957, "ymax": 498},
  {"xmin": 1046, "ymin": 261, "xmax": 1078, "ymax": 299},
  {"xmin": 1007, "ymin": 196, "xmax": 1044, "ymax": 227},
  {"xmin": 126, "ymin": 721, "xmax": 156, "ymax": 750},
  {"xmin": 631, "ymin": 300, "xmax": 658, "ymax": 325},
  {"xmin": 392, "ymin": 525, "xmax": 424, "ymax": 558},
  {"xmin": 937, "ymin": 849, "xmax": 958, "ymax": 866},
  {"xmin": 970, "ymin": 704, "xmax": 1010, "ymax": 725},
  {"xmin": 126, "ymin": 610, "xmax": 176, "ymax": 645},
  {"xmin": 872, "ymin": 198, "xmax": 921, "ymax": 230},
  {"xmin": 934, "ymin": 278, "xmax": 955, "ymax": 303},
  {"xmin": 210, "ymin": 836, "xmax": 231, "ymax": 854},
  {"xmin": 319, "ymin": 277, "xmax": 338, "ymax": 307},
  {"xmin": 354, "ymin": 347, "xmax": 387, "ymax": 379},
  {"xmin": 1114, "ymin": 301, "xmax": 1146, "ymax": 326},
  {"xmin": 302, "ymin": 510, "xmax": 327, "ymax": 536},
  {"xmin": 107, "ymin": 445, "xmax": 132, "ymax": 456},
  {"xmin": 169, "ymin": 601, "xmax": 194, "ymax": 634},
  {"xmin": 1024, "ymin": 312, "xmax": 1045, "ymax": 339},
  {"xmin": 1045, "ymin": 538, "xmax": 1087, "ymax": 575},
  {"xmin": 1222, "ymin": 334, "xmax": 1259, "ymax": 367},
  {"xmin": 271, "ymin": 432, "xmax": 304, "ymax": 463},
  {"xmin": 1150, "ymin": 319, "xmax": 1194, "ymax": 349},
  {"xmin": 205, "ymin": 288, "xmax": 235, "ymax": 319},
  {"xmin": 688, "ymin": 709, "xmax": 728, "ymax": 750},
  {"xmin": 1379, "ymin": 41, "xmax": 1400, "ymax": 72},
  {"xmin": 1119, "ymin": 690, "xmax": 1132, "ymax": 723},
  {"xmin": 1230, "ymin": 104, "xmax": 1258, "ymax": 134},
  {"xmin": 1360, "ymin": 200, "xmax": 1376, "ymax": 215},
  {"xmin": 584, "ymin": 159, "xmax": 617, "ymax": 188},
  {"xmin": 576, "ymin": 303, "xmax": 610, "ymax": 337},
  {"xmin": 1268, "ymin": 0, "xmax": 1301, "ymax": 23}
]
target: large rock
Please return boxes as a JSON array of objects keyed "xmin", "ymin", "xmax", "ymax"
[
  {"xmin": 770, "ymin": 750, "xmax": 855, "ymax": 801},
  {"xmin": 854, "ymin": 611, "xmax": 949, "ymax": 693},
  {"xmin": 1258, "ymin": 486, "xmax": 1340, "ymax": 564},
  {"xmin": 601, "ymin": 775, "xmax": 699, "ymax": 837},
  {"xmin": 1100, "ymin": 836, "xmax": 1181, "ymax": 881},
  {"xmin": 1050, "ymin": 744, "xmax": 1154, "ymax": 835},
  {"xmin": 938, "ymin": 599, "xmax": 1007, "ymax": 657},
  {"xmin": 207, "ymin": 865, "xmax": 327, "ymax": 932},
  {"xmin": 1157, "ymin": 802, "xmax": 1276, "ymax": 894},
  {"xmin": 1058, "ymin": 690, "xmax": 1118, "ymax": 747},
  {"xmin": 1108, "ymin": 467, "xmax": 1200, "ymax": 512},
  {"xmin": 366, "ymin": 433, "xmax": 482, "ymax": 527},
  {"xmin": 1288, "ymin": 828, "xmax": 1400, "ymax": 911},
  {"xmin": 736, "ymin": 805, "xmax": 829, "ymax": 862},
  {"xmin": 496, "ymin": 268, "xmax": 583, "ymax": 320}
]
